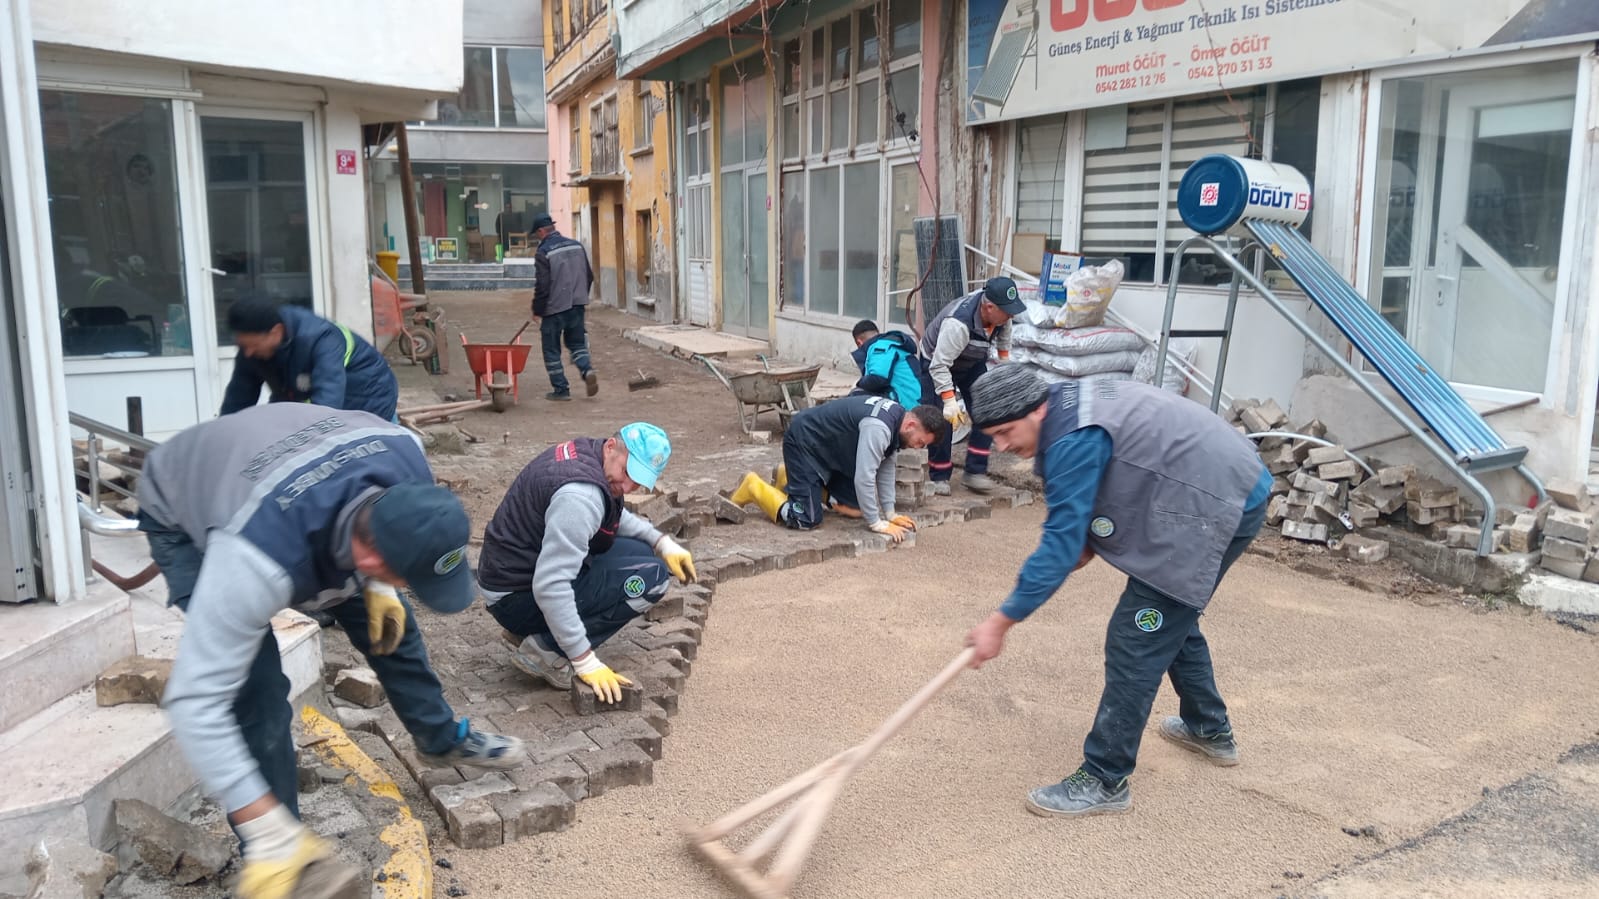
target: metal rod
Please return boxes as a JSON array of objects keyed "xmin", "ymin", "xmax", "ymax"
[
  {"xmin": 1211, "ymin": 254, "xmax": 1246, "ymax": 414},
  {"xmin": 68, "ymin": 412, "xmax": 157, "ymax": 453},
  {"xmin": 1245, "ymin": 431, "xmax": 1376, "ymax": 476}
]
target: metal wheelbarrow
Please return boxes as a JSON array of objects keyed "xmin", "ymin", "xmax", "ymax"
[
  {"xmin": 696, "ymin": 354, "xmax": 821, "ymax": 436},
  {"xmin": 461, "ymin": 321, "xmax": 534, "ymax": 411}
]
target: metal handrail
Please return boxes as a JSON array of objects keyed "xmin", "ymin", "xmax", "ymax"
[
  {"xmin": 78, "ymin": 500, "xmax": 141, "ymax": 536},
  {"xmin": 70, "ymin": 410, "xmax": 154, "ymax": 520}
]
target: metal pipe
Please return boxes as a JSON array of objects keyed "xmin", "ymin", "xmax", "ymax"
[
  {"xmin": 1210, "ymin": 254, "xmax": 1245, "ymax": 414},
  {"xmin": 68, "ymin": 412, "xmax": 157, "ymax": 453},
  {"xmin": 1245, "ymin": 431, "xmax": 1376, "ymax": 476},
  {"xmin": 77, "ymin": 500, "xmax": 141, "ymax": 536}
]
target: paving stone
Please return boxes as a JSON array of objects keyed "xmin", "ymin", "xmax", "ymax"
[
  {"xmin": 632, "ymin": 630, "xmax": 699, "ymax": 661},
  {"xmin": 713, "ymin": 494, "xmax": 747, "ymax": 523},
  {"xmin": 27, "ymin": 839, "xmax": 118, "ymax": 899},
  {"xmin": 1542, "ymin": 555, "xmax": 1586, "ymax": 579},
  {"xmin": 1347, "ymin": 502, "xmax": 1379, "ymax": 529},
  {"xmin": 507, "ymin": 756, "xmax": 592, "ymax": 801},
  {"xmin": 1547, "ymin": 476, "xmax": 1592, "ymax": 512},
  {"xmin": 624, "ymin": 492, "xmax": 676, "ymax": 521},
  {"xmin": 1377, "ymin": 464, "xmax": 1415, "ymax": 487},
  {"xmin": 333, "ymin": 667, "xmax": 386, "ymax": 708},
  {"xmin": 445, "ymin": 798, "xmax": 503, "ymax": 849},
  {"xmin": 1544, "ymin": 508, "xmax": 1597, "ymax": 544},
  {"xmin": 635, "ymin": 679, "xmax": 680, "ymax": 715},
  {"xmin": 573, "ymin": 743, "xmax": 654, "ymax": 795},
  {"xmin": 417, "ymin": 764, "xmax": 465, "ymax": 791},
  {"xmin": 1317, "ymin": 460, "xmax": 1363, "ymax": 483},
  {"xmin": 1281, "ymin": 520, "xmax": 1329, "ymax": 543},
  {"xmin": 1505, "ymin": 513, "xmax": 1541, "ymax": 553},
  {"xmin": 1292, "ymin": 470, "xmax": 1342, "ymax": 498},
  {"xmin": 1541, "ymin": 536, "xmax": 1588, "ymax": 564},
  {"xmin": 94, "ymin": 655, "xmax": 173, "ymax": 708},
  {"xmin": 645, "ymin": 593, "xmax": 686, "ymax": 621},
  {"xmin": 570, "ymin": 678, "xmax": 645, "ymax": 715},
  {"xmin": 585, "ymin": 717, "xmax": 666, "ymax": 759},
  {"xmin": 113, "ymin": 799, "xmax": 231, "ymax": 885},
  {"xmin": 1340, "ymin": 534, "xmax": 1389, "ymax": 563},
  {"xmin": 1445, "ymin": 524, "xmax": 1481, "ymax": 549},
  {"xmin": 699, "ymin": 554, "xmax": 755, "ymax": 581},
  {"xmin": 430, "ymin": 772, "xmax": 516, "ymax": 812},
  {"xmin": 1351, "ymin": 479, "xmax": 1405, "ymax": 515},
  {"xmin": 1305, "ymin": 445, "xmax": 1347, "ymax": 466},
  {"xmin": 493, "ymin": 782, "xmax": 577, "ymax": 838},
  {"xmin": 1406, "ymin": 479, "xmax": 1460, "ymax": 509},
  {"xmin": 1405, "ymin": 501, "xmax": 1453, "ymax": 526},
  {"xmin": 1265, "ymin": 494, "xmax": 1288, "ymax": 527},
  {"xmin": 1269, "ymin": 475, "xmax": 1291, "ymax": 496}
]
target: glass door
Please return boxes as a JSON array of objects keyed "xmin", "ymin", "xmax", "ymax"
[{"xmin": 716, "ymin": 59, "xmax": 770, "ymax": 339}]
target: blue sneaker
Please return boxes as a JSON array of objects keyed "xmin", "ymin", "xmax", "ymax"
[
  {"xmin": 418, "ymin": 719, "xmax": 526, "ymax": 770},
  {"xmin": 1026, "ymin": 769, "xmax": 1131, "ymax": 818}
]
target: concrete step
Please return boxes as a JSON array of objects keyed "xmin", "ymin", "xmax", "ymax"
[
  {"xmin": 0, "ymin": 610, "xmax": 323, "ymax": 893},
  {"xmin": 0, "ymin": 594, "xmax": 134, "ymax": 733}
]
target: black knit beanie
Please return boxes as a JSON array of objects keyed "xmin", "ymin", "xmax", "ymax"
[
  {"xmin": 970, "ymin": 364, "xmax": 1050, "ymax": 429},
  {"xmin": 227, "ymin": 296, "xmax": 284, "ymax": 334}
]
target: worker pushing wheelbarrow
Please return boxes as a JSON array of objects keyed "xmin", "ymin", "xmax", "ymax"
[{"xmin": 461, "ymin": 321, "xmax": 535, "ymax": 412}]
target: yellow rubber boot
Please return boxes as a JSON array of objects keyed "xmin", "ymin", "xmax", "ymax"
[
  {"xmin": 730, "ymin": 472, "xmax": 787, "ymax": 523},
  {"xmin": 773, "ymin": 463, "xmax": 788, "ymax": 492}
]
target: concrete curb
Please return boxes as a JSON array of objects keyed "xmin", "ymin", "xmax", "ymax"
[{"xmin": 299, "ymin": 706, "xmax": 433, "ymax": 899}]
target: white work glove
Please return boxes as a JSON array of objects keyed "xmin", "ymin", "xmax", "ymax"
[
  {"xmin": 236, "ymin": 805, "xmax": 333, "ymax": 899},
  {"xmin": 942, "ymin": 395, "xmax": 971, "ymax": 429},
  {"xmin": 654, "ymin": 534, "xmax": 697, "ymax": 583},
  {"xmin": 870, "ymin": 520, "xmax": 912, "ymax": 543}
]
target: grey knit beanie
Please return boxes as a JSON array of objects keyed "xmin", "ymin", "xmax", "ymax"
[{"xmin": 970, "ymin": 364, "xmax": 1050, "ymax": 429}]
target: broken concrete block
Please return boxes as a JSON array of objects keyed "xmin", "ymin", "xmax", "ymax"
[
  {"xmin": 1544, "ymin": 508, "xmax": 1598, "ymax": 545},
  {"xmin": 1583, "ymin": 555, "xmax": 1599, "ymax": 584},
  {"xmin": 1266, "ymin": 495, "xmax": 1288, "ymax": 527},
  {"xmin": 1297, "ymin": 419, "xmax": 1329, "ymax": 440},
  {"xmin": 570, "ymin": 678, "xmax": 644, "ymax": 715},
  {"xmin": 1546, "ymin": 477, "xmax": 1592, "ymax": 513},
  {"xmin": 1377, "ymin": 465, "xmax": 1415, "ymax": 487},
  {"xmin": 1292, "ymin": 470, "xmax": 1342, "ymax": 498},
  {"xmin": 741, "ymin": 429, "xmax": 775, "ymax": 445},
  {"xmin": 1239, "ymin": 398, "xmax": 1288, "ymax": 432},
  {"xmin": 1317, "ymin": 460, "xmax": 1362, "ymax": 483},
  {"xmin": 445, "ymin": 797, "xmax": 503, "ymax": 849},
  {"xmin": 573, "ymin": 743, "xmax": 654, "ymax": 796},
  {"xmin": 1341, "ymin": 534, "xmax": 1389, "ymax": 563},
  {"xmin": 288, "ymin": 859, "xmax": 367, "ymax": 898},
  {"xmin": 1504, "ymin": 513, "xmax": 1541, "ymax": 553},
  {"xmin": 333, "ymin": 668, "xmax": 385, "ymax": 708},
  {"xmin": 1347, "ymin": 502, "xmax": 1380, "ymax": 529},
  {"xmin": 1445, "ymin": 524, "xmax": 1480, "ymax": 549},
  {"xmin": 1541, "ymin": 536, "xmax": 1588, "ymax": 564},
  {"xmin": 493, "ymin": 783, "xmax": 576, "ymax": 838},
  {"xmin": 1305, "ymin": 445, "xmax": 1347, "ymax": 467},
  {"xmin": 95, "ymin": 655, "xmax": 173, "ymax": 707},
  {"xmin": 1406, "ymin": 501, "xmax": 1456, "ymax": 526},
  {"xmin": 1269, "ymin": 475, "xmax": 1291, "ymax": 497},
  {"xmin": 1406, "ymin": 479, "xmax": 1460, "ymax": 509},
  {"xmin": 1310, "ymin": 491, "xmax": 1344, "ymax": 522},
  {"xmin": 25, "ymin": 840, "xmax": 118, "ymax": 899},
  {"xmin": 1281, "ymin": 520, "xmax": 1329, "ymax": 543},
  {"xmin": 623, "ymin": 492, "xmax": 676, "ymax": 522},
  {"xmin": 1542, "ymin": 555, "xmax": 1587, "ymax": 579},
  {"xmin": 712, "ymin": 493, "xmax": 747, "ymax": 524},
  {"xmin": 1351, "ymin": 480, "xmax": 1405, "ymax": 516},
  {"xmin": 114, "ymin": 799, "xmax": 231, "ymax": 885}
]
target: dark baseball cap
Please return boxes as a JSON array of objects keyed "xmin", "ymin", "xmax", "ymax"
[
  {"xmin": 530, "ymin": 213, "xmax": 555, "ymax": 231},
  {"xmin": 983, "ymin": 277, "xmax": 1026, "ymax": 317},
  {"xmin": 366, "ymin": 483, "xmax": 475, "ymax": 613}
]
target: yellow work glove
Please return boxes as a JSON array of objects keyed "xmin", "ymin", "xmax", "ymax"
[
  {"xmin": 942, "ymin": 394, "xmax": 971, "ymax": 429},
  {"xmin": 870, "ymin": 520, "xmax": 912, "ymax": 543},
  {"xmin": 889, "ymin": 515, "xmax": 918, "ymax": 531},
  {"xmin": 655, "ymin": 535, "xmax": 697, "ymax": 584},
  {"xmin": 363, "ymin": 580, "xmax": 406, "ymax": 656},
  {"xmin": 572, "ymin": 652, "xmax": 633, "ymax": 704},
  {"xmin": 236, "ymin": 806, "xmax": 333, "ymax": 899}
]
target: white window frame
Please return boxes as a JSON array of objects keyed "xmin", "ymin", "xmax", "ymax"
[
  {"xmin": 413, "ymin": 46, "xmax": 548, "ymax": 132},
  {"xmin": 1353, "ymin": 43, "xmax": 1592, "ymax": 406}
]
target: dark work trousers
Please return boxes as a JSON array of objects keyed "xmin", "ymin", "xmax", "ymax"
[
  {"xmin": 141, "ymin": 515, "xmax": 464, "ymax": 822},
  {"xmin": 775, "ymin": 437, "xmax": 857, "ymax": 530},
  {"xmin": 540, "ymin": 305, "xmax": 593, "ymax": 393},
  {"xmin": 922, "ymin": 361, "xmax": 993, "ymax": 482},
  {"xmin": 1078, "ymin": 496, "xmax": 1268, "ymax": 786},
  {"xmin": 485, "ymin": 537, "xmax": 671, "ymax": 653}
]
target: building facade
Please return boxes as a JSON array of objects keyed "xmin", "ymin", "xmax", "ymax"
[
  {"xmin": 1, "ymin": 0, "xmax": 464, "ymax": 602},
  {"xmin": 546, "ymin": 0, "xmax": 676, "ymax": 319},
  {"xmin": 370, "ymin": 0, "xmax": 552, "ymax": 268}
]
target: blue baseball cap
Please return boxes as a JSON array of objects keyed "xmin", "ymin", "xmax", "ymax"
[
  {"xmin": 366, "ymin": 483, "xmax": 475, "ymax": 613},
  {"xmin": 619, "ymin": 422, "xmax": 672, "ymax": 490}
]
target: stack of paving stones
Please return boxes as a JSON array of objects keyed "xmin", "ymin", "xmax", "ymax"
[
  {"xmin": 1227, "ymin": 398, "xmax": 1487, "ymax": 565},
  {"xmin": 1528, "ymin": 478, "xmax": 1599, "ymax": 582},
  {"xmin": 344, "ymin": 459, "xmax": 1034, "ymax": 850}
]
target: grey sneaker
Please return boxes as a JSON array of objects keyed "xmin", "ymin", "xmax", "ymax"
[
  {"xmin": 1158, "ymin": 716, "xmax": 1239, "ymax": 766},
  {"xmin": 930, "ymin": 480, "xmax": 951, "ymax": 496},
  {"xmin": 418, "ymin": 720, "xmax": 527, "ymax": 770},
  {"xmin": 963, "ymin": 473, "xmax": 998, "ymax": 493},
  {"xmin": 503, "ymin": 630, "xmax": 573, "ymax": 690},
  {"xmin": 545, "ymin": 390, "xmax": 572, "ymax": 402},
  {"xmin": 584, "ymin": 370, "xmax": 599, "ymax": 397},
  {"xmin": 1026, "ymin": 769, "xmax": 1131, "ymax": 818}
]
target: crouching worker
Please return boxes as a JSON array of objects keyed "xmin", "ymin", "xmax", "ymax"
[
  {"xmin": 961, "ymin": 365, "xmax": 1272, "ymax": 819},
  {"xmin": 477, "ymin": 423, "xmax": 697, "ymax": 702},
  {"xmin": 136, "ymin": 404, "xmax": 526, "ymax": 899},
  {"xmin": 726, "ymin": 395, "xmax": 949, "ymax": 542},
  {"xmin": 850, "ymin": 318, "xmax": 927, "ymax": 409}
]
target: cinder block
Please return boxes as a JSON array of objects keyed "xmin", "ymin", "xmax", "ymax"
[
  {"xmin": 1542, "ymin": 555, "xmax": 1587, "ymax": 579},
  {"xmin": 1347, "ymin": 502, "xmax": 1380, "ymax": 529},
  {"xmin": 573, "ymin": 743, "xmax": 654, "ymax": 796},
  {"xmin": 1317, "ymin": 461, "xmax": 1362, "ymax": 482},
  {"xmin": 333, "ymin": 668, "xmax": 385, "ymax": 708},
  {"xmin": 1546, "ymin": 477, "xmax": 1592, "ymax": 512},
  {"xmin": 95, "ymin": 655, "xmax": 173, "ymax": 707},
  {"xmin": 1341, "ymin": 534, "xmax": 1389, "ymax": 563},
  {"xmin": 1292, "ymin": 470, "xmax": 1341, "ymax": 497},
  {"xmin": 1445, "ymin": 524, "xmax": 1480, "ymax": 549},
  {"xmin": 1305, "ymin": 445, "xmax": 1347, "ymax": 466},
  {"xmin": 445, "ymin": 797, "xmax": 503, "ymax": 849},
  {"xmin": 1544, "ymin": 508, "xmax": 1597, "ymax": 545},
  {"xmin": 1541, "ymin": 536, "xmax": 1588, "ymax": 563},
  {"xmin": 1281, "ymin": 520, "xmax": 1329, "ymax": 543},
  {"xmin": 1504, "ymin": 514, "xmax": 1541, "ymax": 553},
  {"xmin": 1406, "ymin": 479, "xmax": 1460, "ymax": 509},
  {"xmin": 493, "ymin": 783, "xmax": 576, "ymax": 838}
]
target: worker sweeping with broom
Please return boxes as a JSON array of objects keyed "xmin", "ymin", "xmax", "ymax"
[
  {"xmin": 725, "ymin": 395, "xmax": 948, "ymax": 541},
  {"xmin": 961, "ymin": 365, "xmax": 1272, "ymax": 817}
]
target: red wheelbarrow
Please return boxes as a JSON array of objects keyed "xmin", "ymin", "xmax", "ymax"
[{"xmin": 461, "ymin": 321, "xmax": 534, "ymax": 412}]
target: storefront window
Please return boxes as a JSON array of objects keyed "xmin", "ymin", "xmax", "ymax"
[
  {"xmin": 203, "ymin": 117, "xmax": 313, "ymax": 342},
  {"xmin": 409, "ymin": 162, "xmax": 548, "ymax": 260},
  {"xmin": 436, "ymin": 47, "xmax": 547, "ymax": 129},
  {"xmin": 40, "ymin": 92, "xmax": 190, "ymax": 358},
  {"xmin": 1367, "ymin": 60, "xmax": 1577, "ymax": 393}
]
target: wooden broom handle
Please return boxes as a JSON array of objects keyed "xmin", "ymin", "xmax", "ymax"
[{"xmin": 843, "ymin": 648, "xmax": 976, "ymax": 773}]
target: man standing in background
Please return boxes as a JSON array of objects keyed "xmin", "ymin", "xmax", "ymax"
[{"xmin": 531, "ymin": 213, "xmax": 599, "ymax": 402}]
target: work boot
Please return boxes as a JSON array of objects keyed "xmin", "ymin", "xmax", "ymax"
[
  {"xmin": 584, "ymin": 370, "xmax": 600, "ymax": 397},
  {"xmin": 1025, "ymin": 769, "xmax": 1131, "ymax": 818},
  {"xmin": 729, "ymin": 471, "xmax": 786, "ymax": 522},
  {"xmin": 503, "ymin": 630, "xmax": 573, "ymax": 689},
  {"xmin": 930, "ymin": 481, "xmax": 951, "ymax": 497},
  {"xmin": 963, "ymin": 473, "xmax": 998, "ymax": 493},
  {"xmin": 1158, "ymin": 716, "xmax": 1240, "ymax": 766},
  {"xmin": 545, "ymin": 390, "xmax": 572, "ymax": 402},
  {"xmin": 418, "ymin": 719, "xmax": 528, "ymax": 770}
]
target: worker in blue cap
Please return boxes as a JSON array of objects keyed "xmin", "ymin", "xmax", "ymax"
[
  {"xmin": 135, "ymin": 404, "xmax": 525, "ymax": 898},
  {"xmin": 477, "ymin": 422, "xmax": 696, "ymax": 703}
]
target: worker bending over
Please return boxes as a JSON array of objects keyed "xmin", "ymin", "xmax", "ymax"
[
  {"xmin": 919, "ymin": 277, "xmax": 1025, "ymax": 495},
  {"xmin": 221, "ymin": 297, "xmax": 399, "ymax": 421}
]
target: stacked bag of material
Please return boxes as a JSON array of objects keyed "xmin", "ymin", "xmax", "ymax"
[{"xmin": 1005, "ymin": 259, "xmax": 1194, "ymax": 394}]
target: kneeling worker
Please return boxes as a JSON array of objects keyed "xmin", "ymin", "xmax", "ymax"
[
  {"xmin": 962, "ymin": 365, "xmax": 1271, "ymax": 818},
  {"xmin": 137, "ymin": 404, "xmax": 525, "ymax": 898},
  {"xmin": 726, "ymin": 395, "xmax": 949, "ymax": 542},
  {"xmin": 477, "ymin": 423, "xmax": 697, "ymax": 701}
]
